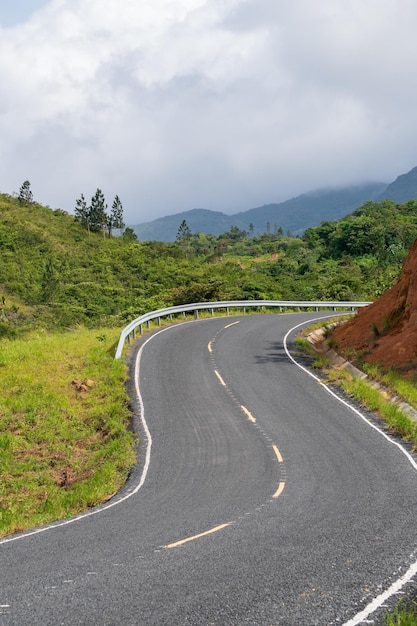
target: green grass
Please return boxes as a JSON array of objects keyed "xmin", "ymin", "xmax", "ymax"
[
  {"xmin": 0, "ymin": 327, "xmax": 136, "ymax": 537},
  {"xmin": 317, "ymin": 356, "xmax": 417, "ymax": 450},
  {"xmin": 362, "ymin": 363, "xmax": 417, "ymax": 408},
  {"xmin": 384, "ymin": 599, "xmax": 417, "ymax": 625}
]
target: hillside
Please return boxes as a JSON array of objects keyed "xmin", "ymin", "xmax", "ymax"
[
  {"xmin": 331, "ymin": 236, "xmax": 417, "ymax": 375},
  {"xmin": 2, "ymin": 191, "xmax": 417, "ymax": 340}
]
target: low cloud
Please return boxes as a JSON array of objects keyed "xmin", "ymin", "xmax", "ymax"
[{"xmin": 1, "ymin": 0, "xmax": 417, "ymax": 223}]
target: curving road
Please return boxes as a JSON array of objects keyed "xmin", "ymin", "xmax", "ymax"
[{"xmin": 1, "ymin": 312, "xmax": 417, "ymax": 625}]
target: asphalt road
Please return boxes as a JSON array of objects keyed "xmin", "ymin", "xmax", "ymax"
[{"xmin": 2, "ymin": 312, "xmax": 417, "ymax": 625}]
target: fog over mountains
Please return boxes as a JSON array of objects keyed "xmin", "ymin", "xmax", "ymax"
[{"xmin": 131, "ymin": 166, "xmax": 417, "ymax": 242}]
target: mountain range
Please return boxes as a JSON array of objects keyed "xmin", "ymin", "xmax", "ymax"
[{"xmin": 131, "ymin": 166, "xmax": 417, "ymax": 242}]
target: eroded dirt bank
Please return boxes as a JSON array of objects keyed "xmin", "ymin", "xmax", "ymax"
[{"xmin": 331, "ymin": 237, "xmax": 417, "ymax": 375}]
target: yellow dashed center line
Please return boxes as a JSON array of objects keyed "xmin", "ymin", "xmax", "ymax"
[
  {"xmin": 272, "ymin": 446, "xmax": 285, "ymax": 498},
  {"xmin": 224, "ymin": 321, "xmax": 240, "ymax": 329},
  {"xmin": 163, "ymin": 523, "xmax": 232, "ymax": 549},
  {"xmin": 208, "ymin": 341, "xmax": 213, "ymax": 353},
  {"xmin": 273, "ymin": 481, "xmax": 286, "ymax": 499},
  {"xmin": 241, "ymin": 405, "xmax": 256, "ymax": 423},
  {"xmin": 272, "ymin": 445, "xmax": 284, "ymax": 464},
  {"xmin": 214, "ymin": 370, "xmax": 227, "ymax": 386}
]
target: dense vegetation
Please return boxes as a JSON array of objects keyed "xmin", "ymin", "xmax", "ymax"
[{"xmin": 1, "ymin": 193, "xmax": 417, "ymax": 341}]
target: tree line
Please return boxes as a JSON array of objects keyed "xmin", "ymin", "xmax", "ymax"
[
  {"xmin": 75, "ymin": 189, "xmax": 125, "ymax": 237},
  {"xmin": 16, "ymin": 180, "xmax": 126, "ymax": 239}
]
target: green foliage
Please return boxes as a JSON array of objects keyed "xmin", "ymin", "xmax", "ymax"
[
  {"xmin": 176, "ymin": 219, "xmax": 192, "ymax": 242},
  {"xmin": 0, "ymin": 193, "xmax": 416, "ymax": 338},
  {"xmin": 74, "ymin": 193, "xmax": 90, "ymax": 232},
  {"xmin": 122, "ymin": 226, "xmax": 137, "ymax": 241},
  {"xmin": 108, "ymin": 194, "xmax": 125, "ymax": 236},
  {"xmin": 176, "ymin": 219, "xmax": 193, "ymax": 257},
  {"xmin": 18, "ymin": 180, "xmax": 33, "ymax": 205},
  {"xmin": 304, "ymin": 199, "xmax": 417, "ymax": 267},
  {"xmin": 89, "ymin": 188, "xmax": 107, "ymax": 234},
  {"xmin": 75, "ymin": 189, "xmax": 124, "ymax": 238}
]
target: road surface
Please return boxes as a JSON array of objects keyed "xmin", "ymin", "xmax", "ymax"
[{"xmin": 1, "ymin": 312, "xmax": 417, "ymax": 625}]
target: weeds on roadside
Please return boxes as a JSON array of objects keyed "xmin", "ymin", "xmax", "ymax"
[
  {"xmin": 362, "ymin": 363, "xmax": 417, "ymax": 410},
  {"xmin": 384, "ymin": 599, "xmax": 417, "ymax": 625}
]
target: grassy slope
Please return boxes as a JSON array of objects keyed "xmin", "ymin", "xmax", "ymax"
[{"xmin": 0, "ymin": 327, "xmax": 135, "ymax": 537}]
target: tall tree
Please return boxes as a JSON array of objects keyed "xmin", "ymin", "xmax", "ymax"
[
  {"xmin": 107, "ymin": 195, "xmax": 125, "ymax": 237},
  {"xmin": 74, "ymin": 193, "xmax": 90, "ymax": 235},
  {"xmin": 176, "ymin": 219, "xmax": 192, "ymax": 242},
  {"xmin": 89, "ymin": 188, "xmax": 107, "ymax": 235},
  {"xmin": 18, "ymin": 180, "xmax": 33, "ymax": 205},
  {"xmin": 176, "ymin": 219, "xmax": 192, "ymax": 257}
]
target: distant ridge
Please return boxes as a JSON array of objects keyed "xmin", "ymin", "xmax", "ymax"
[
  {"xmin": 131, "ymin": 166, "xmax": 417, "ymax": 241},
  {"xmin": 131, "ymin": 208, "xmax": 247, "ymax": 242},
  {"xmin": 377, "ymin": 166, "xmax": 417, "ymax": 203}
]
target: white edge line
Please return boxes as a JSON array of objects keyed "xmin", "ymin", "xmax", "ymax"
[
  {"xmin": 343, "ymin": 560, "xmax": 417, "ymax": 626},
  {"xmin": 283, "ymin": 314, "xmax": 417, "ymax": 625},
  {"xmin": 0, "ymin": 323, "xmax": 180, "ymax": 547}
]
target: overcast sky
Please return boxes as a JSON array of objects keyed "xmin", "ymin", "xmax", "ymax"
[{"xmin": 1, "ymin": 0, "xmax": 416, "ymax": 225}]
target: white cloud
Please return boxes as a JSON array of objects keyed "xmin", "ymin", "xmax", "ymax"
[{"xmin": 1, "ymin": 0, "xmax": 417, "ymax": 222}]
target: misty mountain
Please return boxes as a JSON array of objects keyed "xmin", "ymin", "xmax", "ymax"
[
  {"xmin": 130, "ymin": 166, "xmax": 417, "ymax": 241},
  {"xmin": 377, "ymin": 165, "xmax": 417, "ymax": 203},
  {"xmin": 131, "ymin": 208, "xmax": 248, "ymax": 242}
]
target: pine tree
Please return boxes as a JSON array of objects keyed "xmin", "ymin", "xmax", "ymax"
[
  {"xmin": 74, "ymin": 193, "xmax": 90, "ymax": 234},
  {"xmin": 89, "ymin": 188, "xmax": 107, "ymax": 235},
  {"xmin": 18, "ymin": 180, "xmax": 33, "ymax": 205},
  {"xmin": 176, "ymin": 219, "xmax": 192, "ymax": 257},
  {"xmin": 107, "ymin": 195, "xmax": 125, "ymax": 237},
  {"xmin": 176, "ymin": 219, "xmax": 192, "ymax": 242}
]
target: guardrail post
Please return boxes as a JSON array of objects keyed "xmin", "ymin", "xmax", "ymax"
[{"xmin": 194, "ymin": 310, "xmax": 199, "ymax": 319}]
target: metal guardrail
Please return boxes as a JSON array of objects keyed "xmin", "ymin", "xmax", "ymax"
[{"xmin": 115, "ymin": 299, "xmax": 371, "ymax": 359}]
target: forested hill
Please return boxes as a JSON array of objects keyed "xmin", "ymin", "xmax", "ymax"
[
  {"xmin": 131, "ymin": 165, "xmax": 417, "ymax": 242},
  {"xmin": 1, "ymin": 192, "xmax": 417, "ymax": 339}
]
